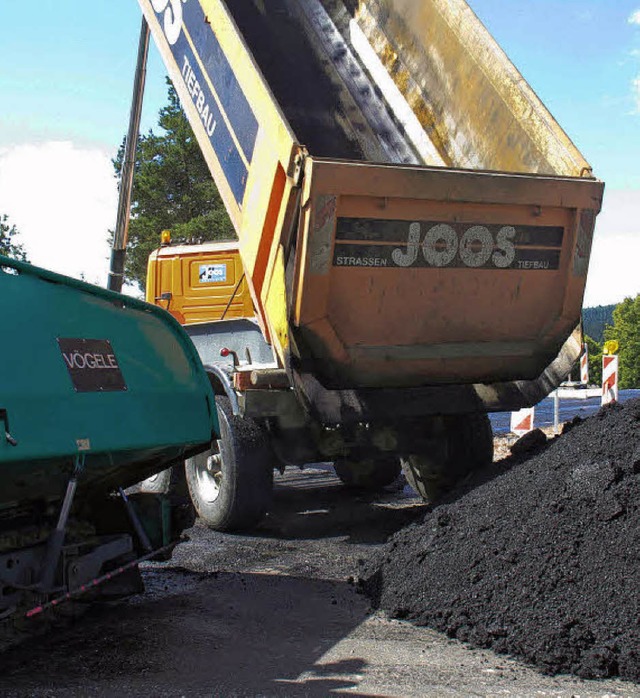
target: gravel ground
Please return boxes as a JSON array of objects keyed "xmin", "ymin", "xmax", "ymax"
[
  {"xmin": 363, "ymin": 399, "xmax": 640, "ymax": 683},
  {"xmin": 0, "ymin": 436, "xmax": 638, "ymax": 696}
]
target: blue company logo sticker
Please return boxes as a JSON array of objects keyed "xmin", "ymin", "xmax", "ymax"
[
  {"xmin": 149, "ymin": 0, "xmax": 257, "ymax": 205},
  {"xmin": 199, "ymin": 263, "xmax": 227, "ymax": 283}
]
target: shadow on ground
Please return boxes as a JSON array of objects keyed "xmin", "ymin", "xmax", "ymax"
[
  {"xmin": 0, "ymin": 570, "xmax": 374, "ymax": 697},
  {"xmin": 0, "ymin": 465, "xmax": 424, "ymax": 696},
  {"xmin": 258, "ymin": 463, "xmax": 427, "ymax": 544}
]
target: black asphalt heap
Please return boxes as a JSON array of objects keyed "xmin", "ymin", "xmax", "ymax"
[{"xmin": 362, "ymin": 399, "xmax": 640, "ymax": 681}]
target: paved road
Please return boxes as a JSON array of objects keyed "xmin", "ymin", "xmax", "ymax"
[{"xmin": 0, "ymin": 465, "xmax": 638, "ymax": 697}]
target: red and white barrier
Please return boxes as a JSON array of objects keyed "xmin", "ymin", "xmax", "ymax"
[
  {"xmin": 580, "ymin": 343, "xmax": 589, "ymax": 384},
  {"xmin": 510, "ymin": 407, "xmax": 535, "ymax": 436},
  {"xmin": 602, "ymin": 355, "xmax": 619, "ymax": 405}
]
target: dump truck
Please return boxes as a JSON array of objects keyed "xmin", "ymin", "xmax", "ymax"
[
  {"xmin": 139, "ymin": 0, "xmax": 604, "ymax": 530},
  {"xmin": 0, "ymin": 255, "xmax": 219, "ymax": 618}
]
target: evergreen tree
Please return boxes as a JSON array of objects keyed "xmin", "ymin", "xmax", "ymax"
[
  {"xmin": 584, "ymin": 334, "xmax": 602, "ymax": 387},
  {"xmin": 0, "ymin": 214, "xmax": 28, "ymax": 261},
  {"xmin": 113, "ymin": 80, "xmax": 235, "ymax": 290},
  {"xmin": 604, "ymin": 295, "xmax": 640, "ymax": 389},
  {"xmin": 569, "ymin": 334, "xmax": 602, "ymax": 384},
  {"xmin": 582, "ymin": 304, "xmax": 615, "ymax": 344}
]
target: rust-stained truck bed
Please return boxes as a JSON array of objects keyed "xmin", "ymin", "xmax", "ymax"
[{"xmin": 139, "ymin": 0, "xmax": 603, "ymax": 419}]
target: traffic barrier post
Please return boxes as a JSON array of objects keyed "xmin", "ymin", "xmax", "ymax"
[
  {"xmin": 602, "ymin": 355, "xmax": 619, "ymax": 405},
  {"xmin": 510, "ymin": 407, "xmax": 535, "ymax": 436}
]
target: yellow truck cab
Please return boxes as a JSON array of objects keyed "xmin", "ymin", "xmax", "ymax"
[{"xmin": 146, "ymin": 240, "xmax": 253, "ymax": 326}]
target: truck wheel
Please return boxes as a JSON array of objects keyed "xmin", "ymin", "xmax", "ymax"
[
  {"xmin": 185, "ymin": 397, "xmax": 273, "ymax": 532},
  {"xmin": 133, "ymin": 467, "xmax": 190, "ymax": 499},
  {"xmin": 402, "ymin": 413, "xmax": 493, "ymax": 502},
  {"xmin": 334, "ymin": 457, "xmax": 402, "ymax": 491},
  {"xmin": 137, "ymin": 468, "xmax": 172, "ymax": 494}
]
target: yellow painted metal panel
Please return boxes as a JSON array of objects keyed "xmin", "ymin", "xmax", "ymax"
[
  {"xmin": 137, "ymin": 0, "xmax": 303, "ymax": 338},
  {"xmin": 146, "ymin": 244, "xmax": 253, "ymax": 325},
  {"xmin": 263, "ymin": 246, "xmax": 290, "ymax": 365},
  {"xmin": 351, "ymin": 0, "xmax": 591, "ymax": 176}
]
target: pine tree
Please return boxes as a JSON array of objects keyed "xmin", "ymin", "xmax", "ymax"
[
  {"xmin": 113, "ymin": 81, "xmax": 235, "ymax": 290},
  {"xmin": 0, "ymin": 214, "xmax": 28, "ymax": 262},
  {"xmin": 584, "ymin": 334, "xmax": 602, "ymax": 387}
]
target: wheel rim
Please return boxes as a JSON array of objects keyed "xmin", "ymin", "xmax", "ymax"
[{"xmin": 195, "ymin": 443, "xmax": 223, "ymax": 503}]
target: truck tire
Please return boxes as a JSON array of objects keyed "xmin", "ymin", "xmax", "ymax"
[
  {"xmin": 334, "ymin": 457, "xmax": 402, "ymax": 491},
  {"xmin": 136, "ymin": 468, "xmax": 172, "ymax": 494},
  {"xmin": 133, "ymin": 467, "xmax": 190, "ymax": 499},
  {"xmin": 402, "ymin": 413, "xmax": 493, "ymax": 502},
  {"xmin": 185, "ymin": 397, "xmax": 273, "ymax": 532}
]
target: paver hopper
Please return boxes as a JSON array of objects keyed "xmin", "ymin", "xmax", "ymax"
[{"xmin": 0, "ymin": 255, "xmax": 218, "ymax": 615}]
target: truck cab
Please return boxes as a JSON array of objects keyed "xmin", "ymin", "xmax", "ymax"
[{"xmin": 146, "ymin": 239, "xmax": 253, "ymax": 326}]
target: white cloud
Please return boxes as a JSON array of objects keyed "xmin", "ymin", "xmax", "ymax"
[
  {"xmin": 0, "ymin": 141, "xmax": 116, "ymax": 287},
  {"xmin": 584, "ymin": 189, "xmax": 640, "ymax": 306},
  {"xmin": 629, "ymin": 9, "xmax": 640, "ymax": 24}
]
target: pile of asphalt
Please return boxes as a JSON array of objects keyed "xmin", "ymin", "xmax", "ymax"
[{"xmin": 361, "ymin": 399, "xmax": 640, "ymax": 681}]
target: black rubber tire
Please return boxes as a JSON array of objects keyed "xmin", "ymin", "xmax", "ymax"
[
  {"xmin": 136, "ymin": 469, "xmax": 173, "ymax": 495},
  {"xmin": 132, "ymin": 467, "xmax": 189, "ymax": 500},
  {"xmin": 185, "ymin": 397, "xmax": 273, "ymax": 532},
  {"xmin": 402, "ymin": 413, "xmax": 493, "ymax": 502},
  {"xmin": 334, "ymin": 457, "xmax": 402, "ymax": 491}
]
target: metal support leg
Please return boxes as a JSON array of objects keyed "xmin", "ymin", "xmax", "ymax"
[
  {"xmin": 118, "ymin": 487, "xmax": 153, "ymax": 553},
  {"xmin": 37, "ymin": 474, "xmax": 79, "ymax": 592}
]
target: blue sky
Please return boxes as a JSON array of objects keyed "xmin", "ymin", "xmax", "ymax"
[
  {"xmin": 471, "ymin": 0, "xmax": 640, "ymax": 190},
  {"xmin": 0, "ymin": 3, "xmax": 167, "ymax": 149},
  {"xmin": 0, "ymin": 1, "xmax": 639, "ymax": 303}
]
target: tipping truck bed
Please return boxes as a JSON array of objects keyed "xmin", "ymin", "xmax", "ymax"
[
  {"xmin": 138, "ymin": 0, "xmax": 604, "ymax": 530},
  {"xmin": 139, "ymin": 0, "xmax": 603, "ymax": 419}
]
